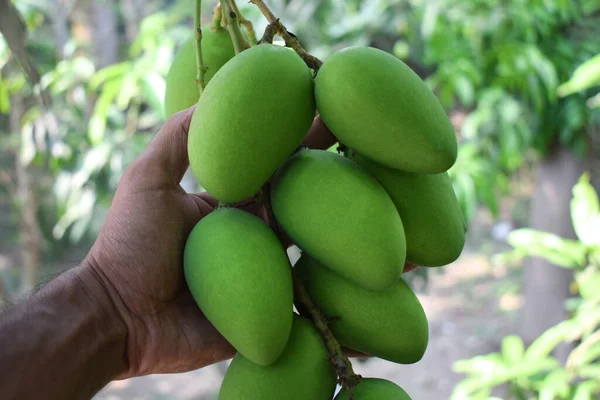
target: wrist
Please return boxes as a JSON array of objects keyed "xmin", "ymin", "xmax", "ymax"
[
  {"xmin": 0, "ymin": 263, "xmax": 129, "ymax": 400},
  {"xmin": 74, "ymin": 259, "xmax": 130, "ymax": 378}
]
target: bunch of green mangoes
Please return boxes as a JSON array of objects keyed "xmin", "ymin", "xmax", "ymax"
[{"xmin": 166, "ymin": 28, "xmax": 465, "ymax": 398}]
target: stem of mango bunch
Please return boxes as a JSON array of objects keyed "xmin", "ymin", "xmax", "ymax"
[
  {"xmin": 194, "ymin": 0, "xmax": 208, "ymax": 93},
  {"xmin": 220, "ymin": 0, "xmax": 250, "ymax": 54},
  {"xmin": 261, "ymin": 181, "xmax": 361, "ymax": 399},
  {"xmin": 229, "ymin": 0, "xmax": 257, "ymax": 45},
  {"xmin": 211, "ymin": 3, "xmax": 223, "ymax": 31},
  {"xmin": 249, "ymin": 0, "xmax": 323, "ymax": 71}
]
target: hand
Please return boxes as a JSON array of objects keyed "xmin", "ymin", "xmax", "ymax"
[{"xmin": 82, "ymin": 107, "xmax": 341, "ymax": 379}]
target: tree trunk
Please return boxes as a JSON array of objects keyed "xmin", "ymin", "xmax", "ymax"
[
  {"xmin": 11, "ymin": 96, "xmax": 41, "ymax": 295},
  {"xmin": 519, "ymin": 146, "xmax": 584, "ymax": 362},
  {"xmin": 90, "ymin": 0, "xmax": 119, "ymax": 68},
  {"xmin": 120, "ymin": 0, "xmax": 150, "ymax": 44},
  {"xmin": 51, "ymin": 0, "xmax": 70, "ymax": 60}
]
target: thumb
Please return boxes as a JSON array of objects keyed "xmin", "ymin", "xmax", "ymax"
[{"xmin": 124, "ymin": 106, "xmax": 196, "ymax": 189}]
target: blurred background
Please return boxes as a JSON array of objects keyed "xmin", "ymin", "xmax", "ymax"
[{"xmin": 1, "ymin": 0, "xmax": 600, "ymax": 399}]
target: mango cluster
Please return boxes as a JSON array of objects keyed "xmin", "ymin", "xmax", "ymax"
[{"xmin": 166, "ymin": 37, "xmax": 465, "ymax": 399}]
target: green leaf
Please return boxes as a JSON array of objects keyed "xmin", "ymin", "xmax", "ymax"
[
  {"xmin": 116, "ymin": 74, "xmax": 138, "ymax": 110},
  {"xmin": 507, "ymin": 229, "xmax": 587, "ymax": 268},
  {"xmin": 0, "ymin": 79, "xmax": 9, "ymax": 113},
  {"xmin": 453, "ymin": 353, "xmax": 506, "ymax": 375},
  {"xmin": 558, "ymin": 54, "xmax": 600, "ymax": 97},
  {"xmin": 502, "ymin": 335, "xmax": 525, "ymax": 365},
  {"xmin": 539, "ymin": 369, "xmax": 570, "ymax": 400},
  {"xmin": 525, "ymin": 320, "xmax": 577, "ymax": 361},
  {"xmin": 88, "ymin": 80, "xmax": 121, "ymax": 145},
  {"xmin": 570, "ymin": 173, "xmax": 600, "ymax": 246},
  {"xmin": 89, "ymin": 62, "xmax": 132, "ymax": 90},
  {"xmin": 577, "ymin": 365, "xmax": 600, "ymax": 381},
  {"xmin": 141, "ymin": 71, "xmax": 166, "ymax": 118},
  {"xmin": 572, "ymin": 381, "xmax": 600, "ymax": 400},
  {"xmin": 454, "ymin": 74, "xmax": 475, "ymax": 106}
]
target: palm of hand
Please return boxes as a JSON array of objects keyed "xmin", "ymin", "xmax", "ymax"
[{"xmin": 87, "ymin": 110, "xmax": 234, "ymax": 378}]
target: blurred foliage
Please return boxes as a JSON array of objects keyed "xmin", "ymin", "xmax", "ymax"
[
  {"xmin": 411, "ymin": 0, "xmax": 600, "ymax": 222},
  {"xmin": 452, "ymin": 174, "xmax": 600, "ymax": 400},
  {"xmin": 1, "ymin": 0, "xmax": 599, "ymax": 272}
]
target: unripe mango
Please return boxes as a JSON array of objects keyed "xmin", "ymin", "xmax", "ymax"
[
  {"xmin": 295, "ymin": 254, "xmax": 428, "ymax": 364},
  {"xmin": 188, "ymin": 44, "xmax": 315, "ymax": 203},
  {"xmin": 164, "ymin": 27, "xmax": 235, "ymax": 118},
  {"xmin": 271, "ymin": 149, "xmax": 406, "ymax": 291},
  {"xmin": 315, "ymin": 46, "xmax": 457, "ymax": 173},
  {"xmin": 352, "ymin": 153, "xmax": 466, "ymax": 266},
  {"xmin": 184, "ymin": 208, "xmax": 293, "ymax": 366},
  {"xmin": 219, "ymin": 316, "xmax": 337, "ymax": 400},
  {"xmin": 335, "ymin": 378, "xmax": 412, "ymax": 400}
]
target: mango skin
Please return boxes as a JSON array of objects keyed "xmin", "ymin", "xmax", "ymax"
[
  {"xmin": 352, "ymin": 153, "xmax": 466, "ymax": 266},
  {"xmin": 219, "ymin": 316, "xmax": 337, "ymax": 400},
  {"xmin": 315, "ymin": 46, "xmax": 457, "ymax": 174},
  {"xmin": 335, "ymin": 378, "xmax": 412, "ymax": 400},
  {"xmin": 295, "ymin": 254, "xmax": 428, "ymax": 364},
  {"xmin": 164, "ymin": 27, "xmax": 235, "ymax": 118},
  {"xmin": 189, "ymin": 44, "xmax": 315, "ymax": 203},
  {"xmin": 183, "ymin": 208, "xmax": 293, "ymax": 366},
  {"xmin": 271, "ymin": 149, "xmax": 406, "ymax": 291}
]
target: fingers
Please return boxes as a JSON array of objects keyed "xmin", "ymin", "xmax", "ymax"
[
  {"xmin": 123, "ymin": 106, "xmax": 196, "ymax": 189},
  {"xmin": 403, "ymin": 263, "xmax": 419, "ymax": 274},
  {"xmin": 303, "ymin": 115, "xmax": 338, "ymax": 150},
  {"xmin": 192, "ymin": 191, "xmax": 219, "ymax": 209}
]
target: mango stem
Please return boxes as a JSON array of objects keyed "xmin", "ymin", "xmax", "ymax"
[
  {"xmin": 230, "ymin": 0, "xmax": 257, "ymax": 45},
  {"xmin": 220, "ymin": 0, "xmax": 251, "ymax": 54},
  {"xmin": 194, "ymin": 0, "xmax": 209, "ymax": 93},
  {"xmin": 260, "ymin": 180, "xmax": 362, "ymax": 398},
  {"xmin": 250, "ymin": 0, "xmax": 323, "ymax": 72},
  {"xmin": 211, "ymin": 3, "xmax": 223, "ymax": 31}
]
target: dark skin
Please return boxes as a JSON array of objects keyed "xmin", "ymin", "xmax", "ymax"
[{"xmin": 0, "ymin": 107, "xmax": 417, "ymax": 400}]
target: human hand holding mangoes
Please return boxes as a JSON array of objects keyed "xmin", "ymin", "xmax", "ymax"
[{"xmin": 98, "ymin": 1, "xmax": 465, "ymax": 399}]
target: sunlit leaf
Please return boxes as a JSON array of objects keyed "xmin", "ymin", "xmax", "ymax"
[
  {"xmin": 539, "ymin": 369, "xmax": 570, "ymax": 400},
  {"xmin": 0, "ymin": 79, "xmax": 9, "ymax": 113},
  {"xmin": 570, "ymin": 173, "xmax": 600, "ymax": 246},
  {"xmin": 116, "ymin": 74, "xmax": 138, "ymax": 110},
  {"xmin": 525, "ymin": 320, "xmax": 578, "ymax": 360},
  {"xmin": 572, "ymin": 381, "xmax": 600, "ymax": 400},
  {"xmin": 501, "ymin": 335, "xmax": 525, "ymax": 365},
  {"xmin": 507, "ymin": 229, "xmax": 587, "ymax": 268},
  {"xmin": 88, "ymin": 80, "xmax": 121, "ymax": 145},
  {"xmin": 558, "ymin": 54, "xmax": 600, "ymax": 97},
  {"xmin": 141, "ymin": 71, "xmax": 166, "ymax": 118},
  {"xmin": 89, "ymin": 62, "xmax": 132, "ymax": 90}
]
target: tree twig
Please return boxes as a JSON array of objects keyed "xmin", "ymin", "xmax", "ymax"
[
  {"xmin": 194, "ymin": 0, "xmax": 208, "ymax": 93},
  {"xmin": 230, "ymin": 0, "xmax": 257, "ymax": 45},
  {"xmin": 220, "ymin": 0, "xmax": 250, "ymax": 54},
  {"xmin": 293, "ymin": 270, "xmax": 362, "ymax": 398},
  {"xmin": 211, "ymin": 3, "xmax": 223, "ymax": 31},
  {"xmin": 258, "ymin": 22, "xmax": 277, "ymax": 45},
  {"xmin": 249, "ymin": 0, "xmax": 323, "ymax": 71}
]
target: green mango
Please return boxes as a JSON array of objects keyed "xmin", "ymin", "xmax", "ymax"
[
  {"xmin": 315, "ymin": 46, "xmax": 457, "ymax": 174},
  {"xmin": 352, "ymin": 153, "xmax": 466, "ymax": 266},
  {"xmin": 335, "ymin": 378, "xmax": 412, "ymax": 400},
  {"xmin": 188, "ymin": 44, "xmax": 315, "ymax": 203},
  {"xmin": 219, "ymin": 315, "xmax": 337, "ymax": 400},
  {"xmin": 295, "ymin": 254, "xmax": 428, "ymax": 364},
  {"xmin": 184, "ymin": 208, "xmax": 293, "ymax": 366},
  {"xmin": 164, "ymin": 27, "xmax": 235, "ymax": 118},
  {"xmin": 271, "ymin": 149, "xmax": 406, "ymax": 291}
]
